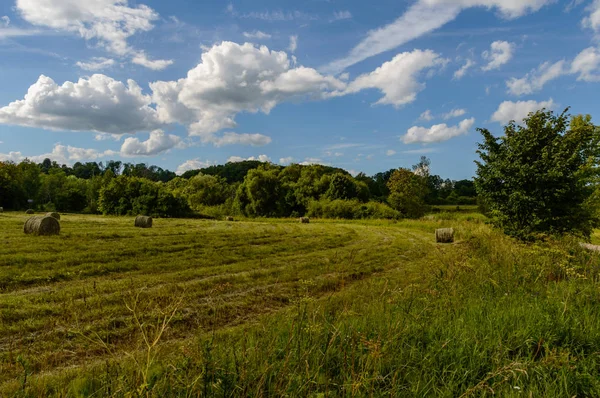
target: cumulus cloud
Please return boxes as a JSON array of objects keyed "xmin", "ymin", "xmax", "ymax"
[
  {"xmin": 279, "ymin": 156, "xmax": 294, "ymax": 164},
  {"xmin": 243, "ymin": 30, "xmax": 272, "ymax": 39},
  {"xmin": 442, "ymin": 108, "xmax": 467, "ymax": 120},
  {"xmin": 176, "ymin": 158, "xmax": 213, "ymax": 175},
  {"xmin": 120, "ymin": 130, "xmax": 183, "ymax": 157},
  {"xmin": 15, "ymin": 0, "xmax": 169, "ymax": 68},
  {"xmin": 1, "ymin": 15, "xmax": 9, "ymax": 26},
  {"xmin": 453, "ymin": 59, "xmax": 475, "ymax": 79},
  {"xmin": 321, "ymin": 0, "xmax": 550, "ymax": 73},
  {"xmin": 386, "ymin": 149, "xmax": 396, "ymax": 156},
  {"xmin": 419, "ymin": 109, "xmax": 434, "ymax": 121},
  {"xmin": 0, "ymin": 74, "xmax": 161, "ymax": 134},
  {"xmin": 151, "ymin": 41, "xmax": 346, "ymax": 137},
  {"xmin": 75, "ymin": 57, "xmax": 115, "ymax": 71},
  {"xmin": 338, "ymin": 49, "xmax": 447, "ymax": 107},
  {"xmin": 491, "ymin": 99, "xmax": 555, "ymax": 124},
  {"xmin": 0, "ymin": 42, "xmax": 459, "ymax": 147},
  {"xmin": 0, "ymin": 143, "xmax": 116, "ymax": 164},
  {"xmin": 506, "ymin": 60, "xmax": 566, "ymax": 95},
  {"xmin": 402, "ymin": 118, "xmax": 475, "ymax": 144},
  {"xmin": 482, "ymin": 40, "xmax": 514, "ymax": 71},
  {"xmin": 228, "ymin": 154, "xmax": 271, "ymax": 163}
]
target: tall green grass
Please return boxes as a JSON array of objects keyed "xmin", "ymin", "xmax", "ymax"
[{"xmin": 1, "ymin": 212, "xmax": 600, "ymax": 396}]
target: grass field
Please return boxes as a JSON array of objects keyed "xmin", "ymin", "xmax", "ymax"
[{"xmin": 2, "ymin": 212, "xmax": 600, "ymax": 396}]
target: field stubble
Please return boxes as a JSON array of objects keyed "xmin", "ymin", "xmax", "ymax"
[{"xmin": 1, "ymin": 212, "xmax": 600, "ymax": 396}]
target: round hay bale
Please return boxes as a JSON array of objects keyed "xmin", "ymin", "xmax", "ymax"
[
  {"xmin": 46, "ymin": 212, "xmax": 60, "ymax": 220},
  {"xmin": 435, "ymin": 228, "xmax": 454, "ymax": 243},
  {"xmin": 25, "ymin": 209, "xmax": 35, "ymax": 215},
  {"xmin": 300, "ymin": 217, "xmax": 310, "ymax": 224},
  {"xmin": 135, "ymin": 215, "xmax": 153, "ymax": 228},
  {"xmin": 225, "ymin": 216, "xmax": 234, "ymax": 221},
  {"xmin": 24, "ymin": 216, "xmax": 60, "ymax": 236}
]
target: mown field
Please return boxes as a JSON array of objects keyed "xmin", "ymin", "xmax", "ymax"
[{"xmin": 2, "ymin": 212, "xmax": 600, "ymax": 396}]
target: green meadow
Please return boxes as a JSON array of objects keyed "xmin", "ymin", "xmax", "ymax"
[{"xmin": 2, "ymin": 211, "xmax": 600, "ymax": 396}]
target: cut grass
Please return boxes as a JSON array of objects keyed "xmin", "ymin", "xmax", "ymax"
[{"xmin": 1, "ymin": 212, "xmax": 600, "ymax": 396}]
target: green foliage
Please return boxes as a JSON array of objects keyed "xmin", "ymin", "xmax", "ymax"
[
  {"xmin": 476, "ymin": 109, "xmax": 600, "ymax": 240},
  {"xmin": 0, "ymin": 156, "xmax": 476, "ymax": 217},
  {"xmin": 234, "ymin": 166, "xmax": 287, "ymax": 217},
  {"xmin": 324, "ymin": 173, "xmax": 358, "ymax": 200},
  {"xmin": 387, "ymin": 168, "xmax": 429, "ymax": 218},
  {"xmin": 184, "ymin": 174, "xmax": 232, "ymax": 208},
  {"xmin": 307, "ymin": 198, "xmax": 400, "ymax": 219},
  {"xmin": 98, "ymin": 176, "xmax": 190, "ymax": 217}
]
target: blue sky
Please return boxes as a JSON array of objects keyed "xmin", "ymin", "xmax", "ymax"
[{"xmin": 0, "ymin": 0, "xmax": 599, "ymax": 179}]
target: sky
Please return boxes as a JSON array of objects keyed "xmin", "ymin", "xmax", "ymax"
[{"xmin": 0, "ymin": 0, "xmax": 599, "ymax": 179}]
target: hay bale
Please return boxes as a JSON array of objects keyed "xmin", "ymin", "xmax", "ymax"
[
  {"xmin": 26, "ymin": 209, "xmax": 35, "ymax": 215},
  {"xmin": 135, "ymin": 215, "xmax": 153, "ymax": 228},
  {"xmin": 46, "ymin": 212, "xmax": 60, "ymax": 220},
  {"xmin": 225, "ymin": 216, "xmax": 234, "ymax": 221},
  {"xmin": 435, "ymin": 228, "xmax": 454, "ymax": 243},
  {"xmin": 300, "ymin": 217, "xmax": 310, "ymax": 224},
  {"xmin": 24, "ymin": 216, "xmax": 60, "ymax": 236}
]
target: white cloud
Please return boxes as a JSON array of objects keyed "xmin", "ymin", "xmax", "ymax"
[
  {"xmin": 75, "ymin": 57, "xmax": 115, "ymax": 71},
  {"xmin": 338, "ymin": 49, "xmax": 447, "ymax": 107},
  {"xmin": 491, "ymin": 99, "xmax": 555, "ymax": 124},
  {"xmin": 0, "ymin": 26, "xmax": 42, "ymax": 38},
  {"xmin": 442, "ymin": 108, "xmax": 467, "ymax": 120},
  {"xmin": 0, "ymin": 74, "xmax": 161, "ymax": 134},
  {"xmin": 15, "ymin": 0, "xmax": 166, "ymax": 68},
  {"xmin": 331, "ymin": 11, "xmax": 352, "ymax": 22},
  {"xmin": 482, "ymin": 40, "xmax": 514, "ymax": 71},
  {"xmin": 1, "ymin": 15, "xmax": 9, "ymax": 26},
  {"xmin": 321, "ymin": 0, "xmax": 550, "ymax": 73},
  {"xmin": 505, "ymin": 47, "xmax": 600, "ymax": 94},
  {"xmin": 228, "ymin": 6, "xmax": 317, "ymax": 22},
  {"xmin": 402, "ymin": 118, "xmax": 475, "ymax": 144},
  {"xmin": 120, "ymin": 130, "xmax": 183, "ymax": 157},
  {"xmin": 150, "ymin": 41, "xmax": 346, "ymax": 138},
  {"xmin": 94, "ymin": 133, "xmax": 122, "ymax": 141},
  {"xmin": 228, "ymin": 154, "xmax": 270, "ymax": 163},
  {"xmin": 583, "ymin": 0, "xmax": 600, "ymax": 36},
  {"xmin": 176, "ymin": 158, "xmax": 213, "ymax": 175},
  {"xmin": 571, "ymin": 46, "xmax": 600, "ymax": 82},
  {"xmin": 506, "ymin": 60, "xmax": 566, "ymax": 95},
  {"xmin": 453, "ymin": 59, "xmax": 475, "ymax": 79},
  {"xmin": 205, "ymin": 132, "xmax": 272, "ymax": 147},
  {"xmin": 279, "ymin": 156, "xmax": 294, "ymax": 164},
  {"xmin": 386, "ymin": 149, "xmax": 396, "ymax": 156},
  {"xmin": 0, "ymin": 143, "xmax": 115, "ymax": 164},
  {"xmin": 243, "ymin": 30, "xmax": 272, "ymax": 39},
  {"xmin": 131, "ymin": 52, "xmax": 173, "ymax": 70},
  {"xmin": 419, "ymin": 109, "xmax": 434, "ymax": 121},
  {"xmin": 288, "ymin": 35, "xmax": 298, "ymax": 53},
  {"xmin": 300, "ymin": 157, "xmax": 326, "ymax": 165}
]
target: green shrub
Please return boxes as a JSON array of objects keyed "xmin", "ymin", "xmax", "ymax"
[{"xmin": 307, "ymin": 199, "xmax": 400, "ymax": 219}]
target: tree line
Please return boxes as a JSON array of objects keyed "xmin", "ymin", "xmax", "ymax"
[{"xmin": 0, "ymin": 157, "xmax": 476, "ymax": 219}]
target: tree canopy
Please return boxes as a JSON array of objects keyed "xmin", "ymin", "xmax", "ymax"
[{"xmin": 475, "ymin": 109, "xmax": 600, "ymax": 240}]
